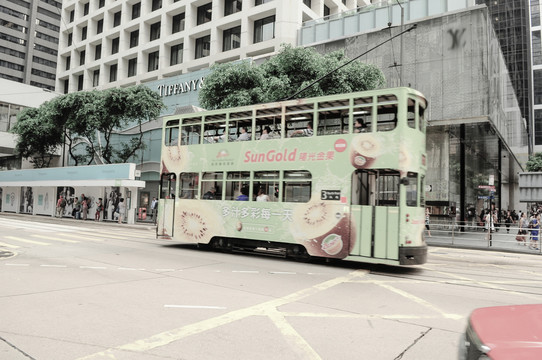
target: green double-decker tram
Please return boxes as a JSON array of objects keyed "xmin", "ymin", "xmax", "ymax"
[{"xmin": 157, "ymin": 87, "xmax": 428, "ymax": 265}]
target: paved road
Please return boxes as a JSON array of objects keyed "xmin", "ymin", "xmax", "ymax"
[{"xmin": 1, "ymin": 213, "xmax": 541, "ymax": 360}]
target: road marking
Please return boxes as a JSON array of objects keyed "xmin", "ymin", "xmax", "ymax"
[
  {"xmin": 232, "ymin": 270, "xmax": 259, "ymax": 273},
  {"xmin": 0, "ymin": 242, "xmax": 20, "ymax": 249},
  {"xmin": 76, "ymin": 269, "xmax": 369, "ymax": 360},
  {"xmin": 72, "ymin": 231, "xmax": 133, "ymax": 240},
  {"xmin": 31, "ymin": 234, "xmax": 79, "ymax": 243},
  {"xmin": 164, "ymin": 305, "xmax": 227, "ymax": 309},
  {"xmin": 269, "ymin": 271, "xmax": 296, "ymax": 275},
  {"xmin": 117, "ymin": 267, "xmax": 146, "ymax": 271},
  {"xmin": 79, "ymin": 266, "xmax": 107, "ymax": 270},
  {"xmin": 55, "ymin": 233, "xmax": 104, "ymax": 242},
  {"xmin": 5, "ymin": 263, "xmax": 30, "ymax": 266},
  {"xmin": 40, "ymin": 264, "xmax": 67, "ymax": 268},
  {"xmin": 5, "ymin": 236, "xmax": 50, "ymax": 246}
]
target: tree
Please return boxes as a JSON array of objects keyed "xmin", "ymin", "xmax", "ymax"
[
  {"xmin": 199, "ymin": 44, "xmax": 386, "ymax": 110},
  {"xmin": 12, "ymin": 86, "xmax": 164, "ymax": 167},
  {"xmin": 526, "ymin": 152, "xmax": 542, "ymax": 171}
]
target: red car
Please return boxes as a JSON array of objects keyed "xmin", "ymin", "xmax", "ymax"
[{"xmin": 459, "ymin": 304, "xmax": 542, "ymax": 359}]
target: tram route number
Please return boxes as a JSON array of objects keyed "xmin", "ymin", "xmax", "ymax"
[{"xmin": 321, "ymin": 190, "xmax": 341, "ymax": 201}]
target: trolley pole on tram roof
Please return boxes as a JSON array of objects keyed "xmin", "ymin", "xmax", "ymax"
[{"xmin": 397, "ymin": 0, "xmax": 405, "ymax": 86}]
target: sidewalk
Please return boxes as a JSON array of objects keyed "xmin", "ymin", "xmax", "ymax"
[
  {"xmin": 426, "ymin": 226, "xmax": 542, "ymax": 255},
  {"xmin": 0, "ymin": 212, "xmax": 156, "ymax": 231}
]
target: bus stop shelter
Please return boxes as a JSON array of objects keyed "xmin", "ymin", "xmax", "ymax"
[{"xmin": 0, "ymin": 163, "xmax": 145, "ymax": 224}]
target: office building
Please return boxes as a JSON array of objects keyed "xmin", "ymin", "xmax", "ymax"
[{"xmin": 0, "ymin": 0, "xmax": 62, "ymax": 91}]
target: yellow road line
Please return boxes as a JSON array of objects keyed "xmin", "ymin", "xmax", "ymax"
[
  {"xmin": 5, "ymin": 236, "xmax": 50, "ymax": 246},
  {"xmin": 31, "ymin": 234, "xmax": 79, "ymax": 243},
  {"xmin": 0, "ymin": 241, "xmax": 20, "ymax": 248},
  {"xmin": 76, "ymin": 269, "xmax": 369, "ymax": 360}
]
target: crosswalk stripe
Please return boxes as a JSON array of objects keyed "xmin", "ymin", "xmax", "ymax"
[
  {"xmin": 5, "ymin": 236, "xmax": 51, "ymax": 246},
  {"xmin": 0, "ymin": 241, "xmax": 20, "ymax": 249},
  {"xmin": 31, "ymin": 234, "xmax": 79, "ymax": 243}
]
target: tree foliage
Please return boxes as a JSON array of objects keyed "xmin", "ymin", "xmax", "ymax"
[
  {"xmin": 526, "ymin": 152, "xmax": 542, "ymax": 171},
  {"xmin": 11, "ymin": 86, "xmax": 164, "ymax": 168},
  {"xmin": 199, "ymin": 44, "xmax": 386, "ymax": 110}
]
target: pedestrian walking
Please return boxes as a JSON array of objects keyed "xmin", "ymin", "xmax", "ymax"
[
  {"xmin": 118, "ymin": 198, "xmax": 126, "ymax": 224},
  {"xmin": 56, "ymin": 196, "xmax": 66, "ymax": 218},
  {"xmin": 529, "ymin": 214, "xmax": 540, "ymax": 250},
  {"xmin": 425, "ymin": 208, "xmax": 431, "ymax": 237},
  {"xmin": 150, "ymin": 197, "xmax": 158, "ymax": 220},
  {"xmin": 95, "ymin": 198, "xmax": 103, "ymax": 221}
]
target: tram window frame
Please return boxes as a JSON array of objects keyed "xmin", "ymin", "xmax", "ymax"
[
  {"xmin": 376, "ymin": 170, "xmax": 400, "ymax": 206},
  {"xmin": 317, "ymin": 99, "xmax": 349, "ymax": 136},
  {"xmin": 229, "ymin": 119, "xmax": 252, "ymax": 141},
  {"xmin": 256, "ymin": 107, "xmax": 281, "ymax": 139},
  {"xmin": 201, "ymin": 171, "xmax": 223, "ymax": 200},
  {"xmin": 180, "ymin": 172, "xmax": 198, "ymax": 199},
  {"xmin": 283, "ymin": 170, "xmax": 311, "ymax": 203},
  {"xmin": 420, "ymin": 175, "xmax": 425, "ymax": 207},
  {"xmin": 181, "ymin": 117, "xmax": 202, "ymax": 145},
  {"xmin": 165, "ymin": 120, "xmax": 179, "ymax": 146},
  {"xmin": 405, "ymin": 172, "xmax": 418, "ymax": 207},
  {"xmin": 352, "ymin": 169, "xmax": 376, "ymax": 206},
  {"xmin": 407, "ymin": 97, "xmax": 416, "ymax": 129},
  {"xmin": 254, "ymin": 171, "xmax": 280, "ymax": 202},
  {"xmin": 225, "ymin": 171, "xmax": 250, "ymax": 200},
  {"xmin": 203, "ymin": 120, "xmax": 227, "ymax": 143},
  {"xmin": 285, "ymin": 103, "xmax": 314, "ymax": 138},
  {"xmin": 160, "ymin": 172, "xmax": 177, "ymax": 199},
  {"xmin": 419, "ymin": 100, "xmax": 426, "ymax": 132},
  {"xmin": 376, "ymin": 95, "xmax": 398, "ymax": 132}
]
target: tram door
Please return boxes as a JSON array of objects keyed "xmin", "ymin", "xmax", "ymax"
[
  {"xmin": 156, "ymin": 173, "xmax": 176, "ymax": 237},
  {"xmin": 350, "ymin": 170, "xmax": 400, "ymax": 260}
]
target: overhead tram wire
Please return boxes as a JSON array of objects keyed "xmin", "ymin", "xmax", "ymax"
[{"xmin": 283, "ymin": 24, "xmax": 417, "ymax": 101}]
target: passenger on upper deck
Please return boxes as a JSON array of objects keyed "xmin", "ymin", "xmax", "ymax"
[
  {"xmin": 291, "ymin": 123, "xmax": 313, "ymax": 137},
  {"xmin": 354, "ymin": 118, "xmax": 368, "ymax": 133},
  {"xmin": 237, "ymin": 127, "xmax": 250, "ymax": 141},
  {"xmin": 259, "ymin": 126, "xmax": 272, "ymax": 140}
]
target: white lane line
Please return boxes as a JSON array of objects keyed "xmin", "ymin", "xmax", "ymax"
[
  {"xmin": 164, "ymin": 305, "xmax": 227, "ymax": 310},
  {"xmin": 79, "ymin": 266, "xmax": 108, "ymax": 270},
  {"xmin": 40, "ymin": 264, "xmax": 67, "ymax": 268},
  {"xmin": 269, "ymin": 271, "xmax": 296, "ymax": 275},
  {"xmin": 117, "ymin": 267, "xmax": 146, "ymax": 271},
  {"xmin": 5, "ymin": 236, "xmax": 51, "ymax": 246},
  {"xmin": 5, "ymin": 263, "xmax": 30, "ymax": 266},
  {"xmin": 31, "ymin": 234, "xmax": 79, "ymax": 243},
  {"xmin": 0, "ymin": 241, "xmax": 20, "ymax": 249}
]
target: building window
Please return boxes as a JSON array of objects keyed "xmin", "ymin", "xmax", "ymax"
[
  {"xmin": 83, "ymin": 2, "xmax": 89, "ymax": 15},
  {"xmin": 93, "ymin": 69, "xmax": 99, "ymax": 87},
  {"xmin": 97, "ymin": 19, "xmax": 103, "ymax": 34},
  {"xmin": 79, "ymin": 50, "xmax": 85, "ymax": 65},
  {"xmin": 303, "ymin": 0, "xmax": 311, "ymax": 8},
  {"xmin": 128, "ymin": 57, "xmax": 137, "ymax": 77},
  {"xmin": 113, "ymin": 11, "xmax": 121, "ymax": 27},
  {"xmin": 69, "ymin": 10, "xmax": 75, "ymax": 22},
  {"xmin": 535, "ymin": 69, "xmax": 542, "ymax": 105},
  {"xmin": 170, "ymin": 43, "xmax": 183, "ymax": 65},
  {"xmin": 95, "ymin": 44, "xmax": 102, "ymax": 60},
  {"xmin": 111, "ymin": 37, "xmax": 119, "ymax": 54},
  {"xmin": 81, "ymin": 26, "xmax": 87, "ymax": 40},
  {"xmin": 132, "ymin": 3, "xmax": 141, "ymax": 19},
  {"xmin": 65, "ymin": 55, "xmax": 71, "ymax": 70},
  {"xmin": 324, "ymin": 5, "xmax": 330, "ymax": 16},
  {"xmin": 109, "ymin": 63, "xmax": 117, "ymax": 82},
  {"xmin": 152, "ymin": 0, "xmax": 162, "ymax": 11},
  {"xmin": 195, "ymin": 35, "xmax": 210, "ymax": 59},
  {"xmin": 150, "ymin": 22, "xmax": 161, "ymax": 41},
  {"xmin": 254, "ymin": 15, "xmax": 275, "ymax": 43},
  {"xmin": 225, "ymin": 0, "xmax": 242, "ymax": 16},
  {"xmin": 99, "ymin": 0, "xmax": 105, "ymax": 8},
  {"xmin": 67, "ymin": 32, "xmax": 73, "ymax": 46},
  {"xmin": 130, "ymin": 30, "xmax": 139, "ymax": 48},
  {"xmin": 78, "ymin": 74, "xmax": 84, "ymax": 91},
  {"xmin": 534, "ymin": 31, "xmax": 542, "ymax": 66},
  {"xmin": 172, "ymin": 13, "xmax": 185, "ymax": 33},
  {"xmin": 223, "ymin": 26, "xmax": 241, "ymax": 51},
  {"xmin": 255, "ymin": 0, "xmax": 273, "ymax": 4},
  {"xmin": 63, "ymin": 79, "xmax": 69, "ymax": 94},
  {"xmin": 197, "ymin": 3, "xmax": 212, "ymax": 25},
  {"xmin": 148, "ymin": 51, "xmax": 159, "ymax": 71}
]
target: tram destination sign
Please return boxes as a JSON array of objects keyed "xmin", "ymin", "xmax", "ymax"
[{"xmin": 321, "ymin": 190, "xmax": 341, "ymax": 200}]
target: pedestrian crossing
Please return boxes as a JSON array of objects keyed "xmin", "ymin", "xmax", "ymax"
[{"xmin": 0, "ymin": 217, "xmax": 154, "ymax": 249}]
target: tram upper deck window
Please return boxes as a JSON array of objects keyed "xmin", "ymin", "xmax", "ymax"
[
  {"xmin": 353, "ymin": 96, "xmax": 373, "ymax": 133},
  {"xmin": 283, "ymin": 170, "xmax": 311, "ymax": 203},
  {"xmin": 181, "ymin": 117, "xmax": 202, "ymax": 145},
  {"xmin": 419, "ymin": 99, "xmax": 426, "ymax": 132},
  {"xmin": 165, "ymin": 120, "xmax": 179, "ymax": 146},
  {"xmin": 407, "ymin": 97, "xmax": 416, "ymax": 129},
  {"xmin": 203, "ymin": 115, "xmax": 226, "ymax": 143},
  {"xmin": 376, "ymin": 95, "xmax": 398, "ymax": 132},
  {"xmin": 286, "ymin": 104, "xmax": 313, "ymax": 137},
  {"xmin": 256, "ymin": 107, "xmax": 281, "ymax": 139},
  {"xmin": 317, "ymin": 98, "xmax": 349, "ymax": 135},
  {"xmin": 229, "ymin": 110, "xmax": 252, "ymax": 141}
]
